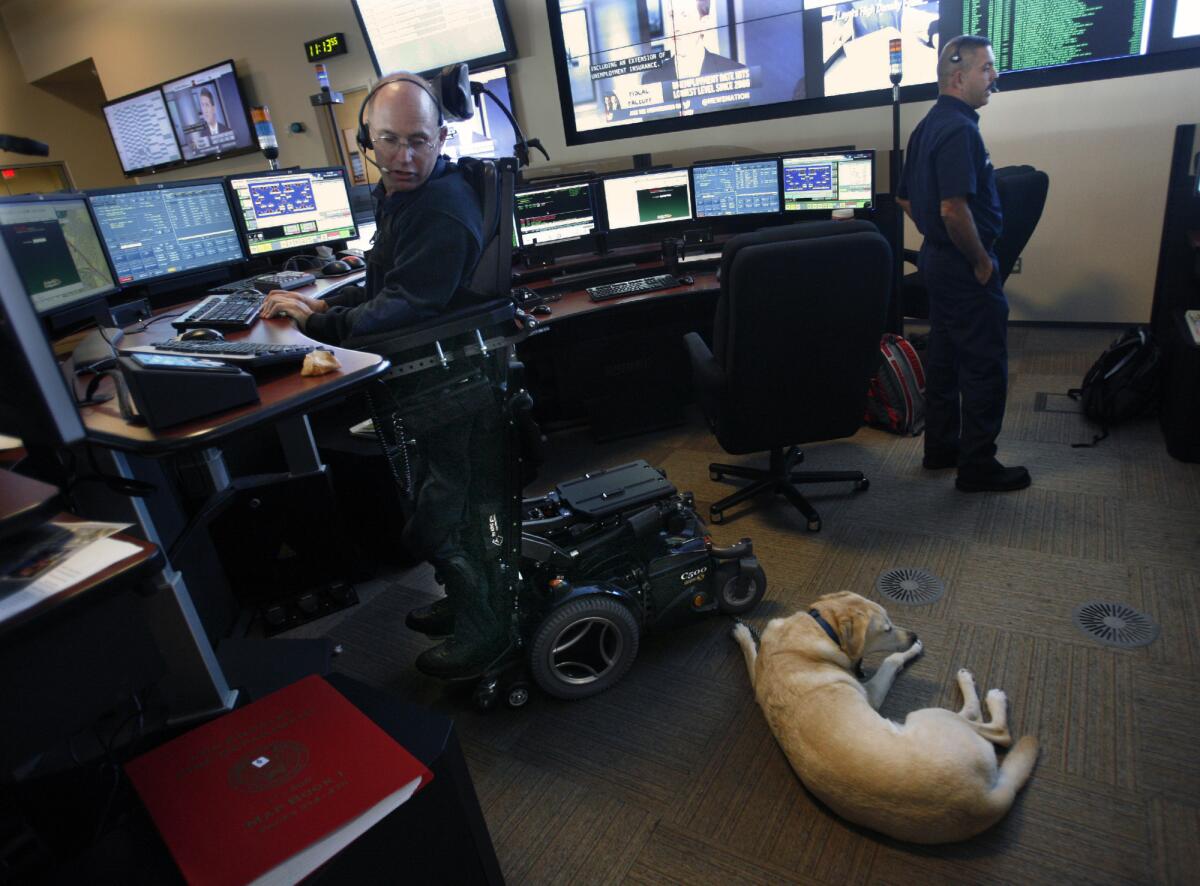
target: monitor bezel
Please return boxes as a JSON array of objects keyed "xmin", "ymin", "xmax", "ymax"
[
  {"xmin": 101, "ymin": 84, "xmax": 186, "ymax": 177},
  {"xmin": 0, "ymin": 191, "xmax": 120, "ymax": 324},
  {"xmin": 352, "ymin": 0, "xmax": 517, "ymax": 77},
  {"xmin": 688, "ymin": 154, "xmax": 784, "ymax": 221},
  {"xmin": 780, "ymin": 148, "xmax": 876, "ymax": 214},
  {"xmin": 225, "ymin": 166, "xmax": 360, "ymax": 259},
  {"xmin": 514, "ymin": 178, "xmax": 598, "ymax": 248},
  {"xmin": 598, "ymin": 166, "xmax": 694, "ymax": 233},
  {"xmin": 85, "ymin": 177, "xmax": 247, "ymax": 288},
  {"xmin": 157, "ymin": 58, "xmax": 260, "ymax": 168}
]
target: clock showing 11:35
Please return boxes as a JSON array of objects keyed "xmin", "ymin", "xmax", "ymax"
[{"xmin": 305, "ymin": 33, "xmax": 347, "ymax": 63}]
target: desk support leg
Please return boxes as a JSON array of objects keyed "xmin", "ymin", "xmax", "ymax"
[
  {"xmin": 79, "ymin": 448, "xmax": 238, "ymax": 722},
  {"xmin": 277, "ymin": 414, "xmax": 323, "ymax": 475}
]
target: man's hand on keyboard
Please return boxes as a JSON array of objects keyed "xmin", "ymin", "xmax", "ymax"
[{"xmin": 260, "ymin": 290, "xmax": 326, "ymax": 326}]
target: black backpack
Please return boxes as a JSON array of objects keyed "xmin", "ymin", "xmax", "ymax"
[{"xmin": 1069, "ymin": 327, "xmax": 1162, "ymax": 447}]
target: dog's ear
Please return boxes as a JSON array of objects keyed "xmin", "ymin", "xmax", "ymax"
[{"xmin": 837, "ymin": 614, "xmax": 867, "ymax": 661}]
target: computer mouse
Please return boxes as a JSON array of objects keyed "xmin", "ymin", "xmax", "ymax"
[
  {"xmin": 322, "ymin": 260, "xmax": 353, "ymax": 276},
  {"xmin": 179, "ymin": 327, "xmax": 225, "ymax": 342},
  {"xmin": 337, "ymin": 254, "xmax": 366, "ymax": 270},
  {"xmin": 532, "ymin": 304, "xmax": 553, "ymax": 316},
  {"xmin": 678, "ymin": 274, "xmax": 694, "ymax": 285}
]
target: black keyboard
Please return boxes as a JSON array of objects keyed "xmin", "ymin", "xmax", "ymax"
[
  {"xmin": 139, "ymin": 339, "xmax": 317, "ymax": 369},
  {"xmin": 172, "ymin": 293, "xmax": 265, "ymax": 330},
  {"xmin": 587, "ymin": 274, "xmax": 680, "ymax": 302},
  {"xmin": 210, "ymin": 270, "xmax": 316, "ymax": 295}
]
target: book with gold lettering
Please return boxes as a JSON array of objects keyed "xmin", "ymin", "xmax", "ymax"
[{"xmin": 125, "ymin": 674, "xmax": 431, "ymax": 885}]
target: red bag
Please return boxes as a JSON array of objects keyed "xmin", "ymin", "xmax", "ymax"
[{"xmin": 864, "ymin": 333, "xmax": 926, "ymax": 436}]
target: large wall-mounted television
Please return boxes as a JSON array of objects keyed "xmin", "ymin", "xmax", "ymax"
[
  {"xmin": 547, "ymin": 0, "xmax": 1200, "ymax": 146},
  {"xmin": 102, "ymin": 59, "xmax": 257, "ymax": 176},
  {"xmin": 352, "ymin": 0, "xmax": 516, "ymax": 75}
]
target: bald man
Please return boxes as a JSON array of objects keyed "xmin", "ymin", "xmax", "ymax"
[
  {"xmin": 898, "ymin": 36, "xmax": 1030, "ymax": 494},
  {"xmin": 261, "ymin": 73, "xmax": 484, "ymax": 345}
]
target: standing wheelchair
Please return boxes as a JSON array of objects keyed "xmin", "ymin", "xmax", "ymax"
[{"xmin": 339, "ymin": 157, "xmax": 765, "ymax": 709}]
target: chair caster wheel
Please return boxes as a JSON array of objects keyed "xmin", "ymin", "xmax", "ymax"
[
  {"xmin": 807, "ymin": 518, "xmax": 822, "ymax": 532},
  {"xmin": 710, "ymin": 471, "xmax": 722, "ymax": 482},
  {"xmin": 854, "ymin": 478, "xmax": 870, "ymax": 491},
  {"xmin": 506, "ymin": 682, "xmax": 530, "ymax": 708},
  {"xmin": 710, "ymin": 510, "xmax": 724, "ymax": 524},
  {"xmin": 474, "ymin": 678, "xmax": 499, "ymax": 711}
]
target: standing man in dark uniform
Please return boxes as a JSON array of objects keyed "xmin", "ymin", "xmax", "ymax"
[{"xmin": 898, "ymin": 35, "xmax": 1030, "ymax": 493}]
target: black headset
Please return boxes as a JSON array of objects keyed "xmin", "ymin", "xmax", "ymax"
[{"xmin": 355, "ymin": 73, "xmax": 444, "ymax": 153}]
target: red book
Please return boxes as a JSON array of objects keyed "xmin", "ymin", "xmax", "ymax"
[{"xmin": 125, "ymin": 675, "xmax": 432, "ymax": 885}]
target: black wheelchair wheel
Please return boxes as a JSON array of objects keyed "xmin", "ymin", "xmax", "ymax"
[
  {"xmin": 529, "ymin": 596, "xmax": 640, "ymax": 700},
  {"xmin": 717, "ymin": 565, "xmax": 767, "ymax": 615}
]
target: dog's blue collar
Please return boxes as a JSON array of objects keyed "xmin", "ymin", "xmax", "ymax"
[{"xmin": 809, "ymin": 609, "xmax": 840, "ymax": 648}]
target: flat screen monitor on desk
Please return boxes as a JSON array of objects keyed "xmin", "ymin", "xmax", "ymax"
[
  {"xmin": 601, "ymin": 168, "xmax": 693, "ymax": 230},
  {"xmin": 227, "ymin": 168, "xmax": 358, "ymax": 258},
  {"xmin": 0, "ymin": 220, "xmax": 86, "ymax": 454},
  {"xmin": 781, "ymin": 150, "xmax": 875, "ymax": 212},
  {"xmin": 690, "ymin": 157, "xmax": 782, "ymax": 218},
  {"xmin": 515, "ymin": 181, "xmax": 596, "ymax": 246},
  {"xmin": 87, "ymin": 179, "xmax": 245, "ymax": 288},
  {"xmin": 0, "ymin": 194, "xmax": 118, "ymax": 329}
]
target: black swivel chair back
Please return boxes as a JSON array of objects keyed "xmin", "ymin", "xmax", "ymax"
[
  {"xmin": 902, "ymin": 164, "xmax": 1049, "ymax": 319},
  {"xmin": 684, "ymin": 220, "xmax": 892, "ymax": 529}
]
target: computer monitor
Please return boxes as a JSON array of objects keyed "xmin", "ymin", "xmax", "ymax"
[
  {"xmin": 87, "ymin": 179, "xmax": 245, "ymax": 287},
  {"xmin": 352, "ymin": 0, "xmax": 516, "ymax": 76},
  {"xmin": 159, "ymin": 60, "xmax": 257, "ymax": 164},
  {"xmin": 443, "ymin": 67, "xmax": 520, "ymax": 162},
  {"xmin": 690, "ymin": 157, "xmax": 782, "ymax": 218},
  {"xmin": 0, "ymin": 222, "xmax": 86, "ymax": 451},
  {"xmin": 102, "ymin": 87, "xmax": 185, "ymax": 176},
  {"xmin": 0, "ymin": 194, "xmax": 118, "ymax": 326},
  {"xmin": 227, "ymin": 168, "xmax": 358, "ymax": 257},
  {"xmin": 601, "ymin": 168, "xmax": 693, "ymax": 231},
  {"xmin": 781, "ymin": 150, "xmax": 875, "ymax": 212},
  {"xmin": 515, "ymin": 181, "xmax": 596, "ymax": 246}
]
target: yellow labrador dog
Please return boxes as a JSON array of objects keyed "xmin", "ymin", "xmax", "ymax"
[{"xmin": 732, "ymin": 591, "xmax": 1037, "ymax": 844}]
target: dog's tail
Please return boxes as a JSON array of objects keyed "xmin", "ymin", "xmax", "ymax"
[
  {"xmin": 731, "ymin": 619, "xmax": 759, "ymax": 690},
  {"xmin": 985, "ymin": 735, "xmax": 1039, "ymax": 813}
]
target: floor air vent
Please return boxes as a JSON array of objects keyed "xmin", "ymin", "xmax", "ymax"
[
  {"xmin": 876, "ymin": 568, "xmax": 945, "ymax": 605},
  {"xmin": 1072, "ymin": 602, "xmax": 1159, "ymax": 648}
]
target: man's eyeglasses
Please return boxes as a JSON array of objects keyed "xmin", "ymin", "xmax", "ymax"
[{"xmin": 374, "ymin": 133, "xmax": 438, "ymax": 155}]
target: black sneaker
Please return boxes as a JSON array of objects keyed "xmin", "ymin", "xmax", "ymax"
[
  {"xmin": 922, "ymin": 451, "xmax": 959, "ymax": 470},
  {"xmin": 956, "ymin": 463, "xmax": 1031, "ymax": 492},
  {"xmin": 415, "ymin": 635, "xmax": 509, "ymax": 680},
  {"xmin": 405, "ymin": 597, "xmax": 455, "ymax": 637}
]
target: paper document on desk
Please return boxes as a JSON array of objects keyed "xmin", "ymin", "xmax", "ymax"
[
  {"xmin": 0, "ymin": 527, "xmax": 139, "ymax": 622},
  {"xmin": 0, "ymin": 520, "xmax": 130, "ymax": 590}
]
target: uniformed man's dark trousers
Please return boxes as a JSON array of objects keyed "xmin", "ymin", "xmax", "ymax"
[{"xmin": 919, "ymin": 242, "xmax": 1009, "ymax": 468}]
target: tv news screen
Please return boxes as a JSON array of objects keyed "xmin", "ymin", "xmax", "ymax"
[
  {"xmin": 352, "ymin": 0, "xmax": 516, "ymax": 75},
  {"xmin": 548, "ymin": 0, "xmax": 1200, "ymax": 145},
  {"xmin": 160, "ymin": 61, "xmax": 256, "ymax": 163}
]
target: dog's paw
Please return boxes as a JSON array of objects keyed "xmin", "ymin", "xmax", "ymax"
[
  {"xmin": 902, "ymin": 639, "xmax": 923, "ymax": 663},
  {"xmin": 957, "ymin": 668, "xmax": 976, "ymax": 683},
  {"xmin": 986, "ymin": 688, "xmax": 1008, "ymax": 706},
  {"xmin": 731, "ymin": 621, "xmax": 753, "ymax": 644}
]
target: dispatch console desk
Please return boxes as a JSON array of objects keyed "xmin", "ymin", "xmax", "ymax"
[
  {"xmin": 513, "ymin": 247, "xmax": 721, "ymax": 439},
  {"xmin": 66, "ymin": 273, "xmax": 387, "ymax": 723}
]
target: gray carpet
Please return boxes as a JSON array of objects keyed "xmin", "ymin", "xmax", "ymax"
[{"xmin": 290, "ymin": 324, "xmax": 1200, "ymax": 884}]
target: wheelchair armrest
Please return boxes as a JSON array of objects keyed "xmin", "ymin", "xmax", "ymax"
[{"xmin": 341, "ymin": 298, "xmax": 518, "ymax": 356}]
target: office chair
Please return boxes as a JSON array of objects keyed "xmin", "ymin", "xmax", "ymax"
[
  {"xmin": 902, "ymin": 164, "xmax": 1050, "ymax": 319},
  {"xmin": 684, "ymin": 220, "xmax": 892, "ymax": 530}
]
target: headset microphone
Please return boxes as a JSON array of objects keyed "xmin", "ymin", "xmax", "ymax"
[{"xmin": 988, "ymin": 80, "xmax": 1000, "ymax": 94}]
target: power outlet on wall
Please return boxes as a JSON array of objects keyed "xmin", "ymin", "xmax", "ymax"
[{"xmin": 1011, "ymin": 257, "xmax": 1022, "ymax": 273}]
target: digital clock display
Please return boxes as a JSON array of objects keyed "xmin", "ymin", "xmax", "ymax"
[{"xmin": 305, "ymin": 33, "xmax": 347, "ymax": 62}]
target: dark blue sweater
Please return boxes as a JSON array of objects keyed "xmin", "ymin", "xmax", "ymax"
[{"xmin": 305, "ymin": 157, "xmax": 484, "ymax": 345}]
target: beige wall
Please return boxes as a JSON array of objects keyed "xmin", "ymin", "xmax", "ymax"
[
  {"xmin": 0, "ymin": 15, "xmax": 126, "ymax": 189},
  {"xmin": 3, "ymin": 0, "xmax": 1198, "ymax": 322}
]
